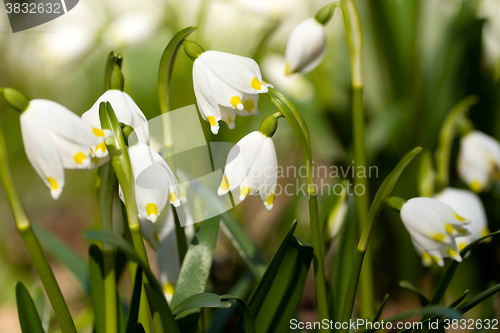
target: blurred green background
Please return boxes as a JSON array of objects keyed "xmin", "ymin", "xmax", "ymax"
[{"xmin": 1, "ymin": 0, "xmax": 499, "ymax": 331}]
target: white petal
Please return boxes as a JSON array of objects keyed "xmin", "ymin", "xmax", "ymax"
[
  {"xmin": 285, "ymin": 18, "xmax": 327, "ymax": 74},
  {"xmin": 27, "ymin": 99, "xmax": 111, "ymax": 145},
  {"xmin": 82, "ymin": 90, "xmax": 149, "ymax": 144},
  {"xmin": 199, "ymin": 51, "xmax": 268, "ymax": 94},
  {"xmin": 218, "ymin": 131, "xmax": 266, "ymax": 195},
  {"xmin": 49, "ymin": 133, "xmax": 92, "ymax": 169},
  {"xmin": 193, "ymin": 59, "xmax": 222, "ymax": 134},
  {"xmin": 20, "ymin": 112, "xmax": 64, "ymax": 199}
]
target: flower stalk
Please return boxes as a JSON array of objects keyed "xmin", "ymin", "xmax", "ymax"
[
  {"xmin": 0, "ymin": 122, "xmax": 77, "ymax": 333},
  {"xmin": 266, "ymin": 88, "xmax": 329, "ymax": 329},
  {"xmin": 339, "ymin": 0, "xmax": 374, "ymax": 318}
]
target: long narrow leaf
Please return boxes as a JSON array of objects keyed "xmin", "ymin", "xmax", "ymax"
[
  {"xmin": 125, "ymin": 267, "xmax": 143, "ymax": 333},
  {"xmin": 456, "ymin": 283, "xmax": 500, "ymax": 313},
  {"xmin": 171, "ymin": 217, "xmax": 220, "ymax": 332},
  {"xmin": 172, "ymin": 293, "xmax": 231, "ymax": 317},
  {"xmin": 247, "ymin": 221, "xmax": 313, "ymax": 333},
  {"xmin": 88, "ymin": 245, "xmax": 106, "ymax": 333},
  {"xmin": 400, "ymin": 280, "xmax": 429, "ymax": 306},
  {"xmin": 16, "ymin": 281, "xmax": 45, "ymax": 333}
]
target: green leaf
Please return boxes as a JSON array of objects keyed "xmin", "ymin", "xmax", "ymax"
[
  {"xmin": 399, "ymin": 280, "xmax": 429, "ymax": 306},
  {"xmin": 125, "ymin": 267, "xmax": 143, "ymax": 333},
  {"xmin": 33, "ymin": 225, "xmax": 88, "ymax": 293},
  {"xmin": 220, "ymin": 212, "xmax": 267, "ymax": 279},
  {"xmin": 247, "ymin": 221, "xmax": 313, "ymax": 333},
  {"xmin": 171, "ymin": 217, "xmax": 220, "ymax": 332},
  {"xmin": 456, "ymin": 283, "xmax": 500, "ymax": 313},
  {"xmin": 331, "ymin": 196, "xmax": 356, "ymax": 322},
  {"xmin": 449, "ymin": 290, "xmax": 469, "ymax": 309},
  {"xmin": 84, "ymin": 230, "xmax": 180, "ymax": 333},
  {"xmin": 88, "ymin": 245, "xmax": 106, "ymax": 333},
  {"xmin": 430, "ymin": 230, "xmax": 500, "ymax": 304},
  {"xmin": 33, "ymin": 287, "xmax": 50, "ymax": 332},
  {"xmin": 371, "ymin": 294, "xmax": 390, "ymax": 323},
  {"xmin": 16, "ymin": 281, "xmax": 45, "ymax": 333},
  {"xmin": 172, "ymin": 293, "xmax": 231, "ymax": 317},
  {"xmin": 220, "ymin": 295, "xmax": 256, "ymax": 333}
]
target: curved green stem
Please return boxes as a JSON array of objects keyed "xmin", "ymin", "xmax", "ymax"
[
  {"xmin": 266, "ymin": 88, "xmax": 329, "ymax": 330},
  {"xmin": 340, "ymin": 147, "xmax": 421, "ymax": 332},
  {"xmin": 435, "ymin": 95, "xmax": 478, "ymax": 191},
  {"xmin": 0, "ymin": 123, "xmax": 77, "ymax": 333},
  {"xmin": 339, "ymin": 0, "xmax": 375, "ymax": 318}
]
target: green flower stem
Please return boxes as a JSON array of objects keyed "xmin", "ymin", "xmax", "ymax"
[
  {"xmin": 266, "ymin": 88, "xmax": 329, "ymax": 330},
  {"xmin": 340, "ymin": 147, "xmax": 421, "ymax": 332},
  {"xmin": 435, "ymin": 95, "xmax": 478, "ymax": 191},
  {"xmin": 96, "ymin": 164, "xmax": 118, "ymax": 333},
  {"xmin": 158, "ymin": 26, "xmax": 197, "ymax": 266},
  {"xmin": 339, "ymin": 0, "xmax": 374, "ymax": 318},
  {"xmin": 0, "ymin": 123, "xmax": 77, "ymax": 333}
]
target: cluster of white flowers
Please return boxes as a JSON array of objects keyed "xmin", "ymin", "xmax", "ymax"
[{"xmin": 400, "ymin": 129, "xmax": 499, "ymax": 267}]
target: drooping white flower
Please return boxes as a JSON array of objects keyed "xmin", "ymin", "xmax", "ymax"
[
  {"xmin": 20, "ymin": 99, "xmax": 112, "ymax": 199},
  {"xmin": 193, "ymin": 50, "xmax": 272, "ymax": 134},
  {"xmin": 119, "ymin": 143, "xmax": 185, "ymax": 223},
  {"xmin": 400, "ymin": 197, "xmax": 470, "ymax": 267},
  {"xmin": 457, "ymin": 130, "xmax": 500, "ymax": 193},
  {"xmin": 140, "ymin": 206, "xmax": 194, "ymax": 303},
  {"xmin": 285, "ymin": 18, "xmax": 326, "ymax": 75},
  {"xmin": 218, "ymin": 131, "xmax": 277, "ymax": 211},
  {"xmin": 434, "ymin": 187, "xmax": 490, "ymax": 251},
  {"xmin": 82, "ymin": 90, "xmax": 149, "ymax": 158}
]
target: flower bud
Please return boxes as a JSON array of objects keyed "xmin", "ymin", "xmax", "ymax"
[
  {"xmin": 1, "ymin": 88, "xmax": 30, "ymax": 113},
  {"xmin": 258, "ymin": 112, "xmax": 282, "ymax": 137},
  {"xmin": 183, "ymin": 40, "xmax": 204, "ymax": 60}
]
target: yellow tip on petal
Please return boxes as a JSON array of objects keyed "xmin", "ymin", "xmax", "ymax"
[
  {"xmin": 170, "ymin": 191, "xmax": 178, "ymax": 203},
  {"xmin": 220, "ymin": 176, "xmax": 230, "ymax": 192},
  {"xmin": 422, "ymin": 252, "xmax": 432, "ymax": 267},
  {"xmin": 433, "ymin": 233, "xmax": 446, "ymax": 243},
  {"xmin": 96, "ymin": 142, "xmax": 107, "ymax": 153},
  {"xmin": 454, "ymin": 213, "xmax": 467, "ymax": 222},
  {"xmin": 146, "ymin": 203, "xmax": 158, "ymax": 218},
  {"xmin": 239, "ymin": 187, "xmax": 250, "ymax": 200},
  {"xmin": 153, "ymin": 231, "xmax": 160, "ymax": 244},
  {"xmin": 47, "ymin": 177, "xmax": 58, "ymax": 190},
  {"xmin": 93, "ymin": 128, "xmax": 106, "ymax": 137},
  {"xmin": 74, "ymin": 152, "xmax": 86, "ymax": 165},
  {"xmin": 446, "ymin": 248, "xmax": 460, "ymax": 261},
  {"xmin": 230, "ymin": 96, "xmax": 243, "ymax": 109},
  {"xmin": 431, "ymin": 255, "xmax": 441, "ymax": 265},
  {"xmin": 285, "ymin": 64, "xmax": 291, "ymax": 75},
  {"xmin": 445, "ymin": 223, "xmax": 455, "ymax": 235},
  {"xmin": 251, "ymin": 77, "xmax": 262, "ymax": 90},
  {"xmin": 163, "ymin": 282, "xmax": 175, "ymax": 297},
  {"xmin": 207, "ymin": 116, "xmax": 216, "ymax": 127},
  {"xmin": 265, "ymin": 193, "xmax": 275, "ymax": 207},
  {"xmin": 243, "ymin": 100, "xmax": 255, "ymax": 112},
  {"xmin": 458, "ymin": 242, "xmax": 467, "ymax": 251},
  {"xmin": 470, "ymin": 180, "xmax": 482, "ymax": 193}
]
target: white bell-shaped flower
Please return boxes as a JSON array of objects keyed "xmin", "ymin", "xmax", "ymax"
[
  {"xmin": 82, "ymin": 90, "xmax": 149, "ymax": 158},
  {"xmin": 457, "ymin": 130, "xmax": 500, "ymax": 193},
  {"xmin": 139, "ymin": 206, "xmax": 194, "ymax": 303},
  {"xmin": 119, "ymin": 143, "xmax": 185, "ymax": 223},
  {"xmin": 193, "ymin": 50, "xmax": 272, "ymax": 134},
  {"xmin": 400, "ymin": 197, "xmax": 470, "ymax": 266},
  {"xmin": 434, "ymin": 187, "xmax": 490, "ymax": 251},
  {"xmin": 20, "ymin": 99, "xmax": 112, "ymax": 199},
  {"xmin": 285, "ymin": 18, "xmax": 326, "ymax": 75},
  {"xmin": 218, "ymin": 131, "xmax": 277, "ymax": 211}
]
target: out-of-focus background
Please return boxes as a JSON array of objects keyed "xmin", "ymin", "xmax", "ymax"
[{"xmin": 1, "ymin": 0, "xmax": 499, "ymax": 331}]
